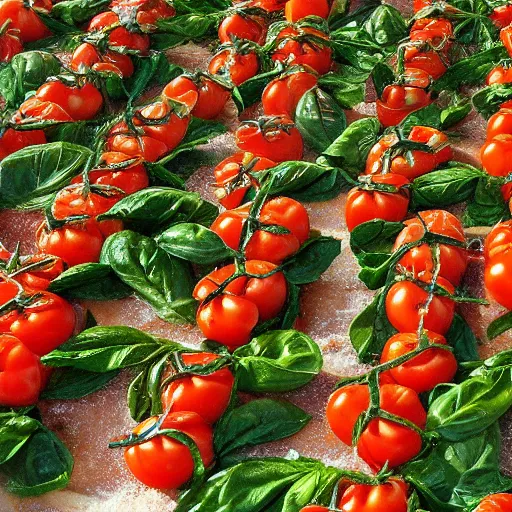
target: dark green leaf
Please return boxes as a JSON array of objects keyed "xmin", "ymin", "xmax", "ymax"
[
  {"xmin": 318, "ymin": 66, "xmax": 367, "ymax": 109},
  {"xmin": 372, "ymin": 61, "xmax": 395, "ymax": 98},
  {"xmin": 364, "ymin": 4, "xmax": 408, "ymax": 46},
  {"xmin": 232, "ymin": 68, "xmax": 282, "ymax": 113},
  {"xmin": 445, "ymin": 314, "xmax": 479, "ymax": 364},
  {"xmin": 127, "ymin": 369, "xmax": 151, "ymax": 422},
  {"xmin": 487, "ymin": 310, "xmax": 512, "ymax": 340},
  {"xmin": 472, "ymin": 82, "xmax": 512, "ymax": 119},
  {"xmin": 50, "ymin": 0, "xmax": 110, "ymax": 25},
  {"xmin": 463, "ymin": 177, "xmax": 509, "ymax": 227},
  {"xmin": 0, "ymin": 413, "xmax": 40, "ymax": 465}
]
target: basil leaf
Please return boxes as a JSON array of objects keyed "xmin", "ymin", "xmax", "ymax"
[
  {"xmin": 372, "ymin": 61, "xmax": 395, "ymax": 99},
  {"xmin": 98, "ymin": 187, "xmax": 218, "ymax": 234},
  {"xmin": 156, "ymin": 223, "xmax": 236, "ymax": 264},
  {"xmin": 432, "ymin": 45, "xmax": 508, "ymax": 92},
  {"xmin": 487, "ymin": 310, "xmax": 512, "ymax": 340},
  {"xmin": 146, "ymin": 163, "xmax": 186, "ymax": 189},
  {"xmin": 48, "ymin": 263, "xmax": 132, "ymax": 300},
  {"xmin": 232, "ymin": 68, "xmax": 282, "ymax": 113},
  {"xmin": 363, "ymin": 4, "xmax": 408, "ymax": 46},
  {"xmin": 411, "ymin": 164, "xmax": 485, "ymax": 209},
  {"xmin": 463, "ymin": 177, "xmax": 509, "ymax": 227},
  {"xmin": 455, "ymin": 13, "xmax": 498, "ymax": 50},
  {"xmin": 214, "ymin": 399, "xmax": 311, "ymax": 459},
  {"xmin": 279, "ymin": 283, "xmax": 301, "ymax": 331},
  {"xmin": 445, "ymin": 314, "xmax": 479, "ymax": 364},
  {"xmin": 322, "ymin": 117, "xmax": 381, "ymax": 175},
  {"xmin": 318, "ymin": 66, "xmax": 367, "ymax": 108},
  {"xmin": 0, "ymin": 413, "xmax": 40, "ymax": 465},
  {"xmin": 233, "ymin": 330, "xmax": 323, "ymax": 393},
  {"xmin": 0, "ymin": 142, "xmax": 92, "ymax": 210},
  {"xmin": 47, "ymin": 121, "xmax": 101, "ymax": 147},
  {"xmin": 329, "ymin": 0, "xmax": 380, "ymax": 31},
  {"xmin": 100, "ymin": 231, "xmax": 196, "ymax": 324},
  {"xmin": 403, "ymin": 423, "xmax": 512, "ymax": 511},
  {"xmin": 40, "ymin": 368, "xmax": 120, "ymax": 400},
  {"xmin": 295, "ymin": 88, "xmax": 347, "ymax": 153},
  {"xmin": 427, "ymin": 365, "xmax": 512, "ymax": 441},
  {"xmin": 284, "ymin": 236, "xmax": 341, "ymax": 285},
  {"xmin": 50, "ymin": 0, "xmax": 110, "ymax": 25},
  {"xmin": 472, "ymin": 82, "xmax": 512, "ymax": 119}
]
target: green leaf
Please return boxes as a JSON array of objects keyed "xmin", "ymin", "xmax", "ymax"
[
  {"xmin": 318, "ymin": 66, "xmax": 367, "ymax": 109},
  {"xmin": 50, "ymin": 0, "xmax": 110, "ymax": 25},
  {"xmin": 487, "ymin": 310, "xmax": 512, "ymax": 340},
  {"xmin": 363, "ymin": 4, "xmax": 408, "ymax": 46},
  {"xmin": 48, "ymin": 262, "xmax": 132, "ymax": 300},
  {"xmin": 232, "ymin": 68, "xmax": 282, "ymax": 113},
  {"xmin": 98, "ymin": 187, "xmax": 218, "ymax": 234},
  {"xmin": 0, "ymin": 142, "xmax": 92, "ymax": 210},
  {"xmin": 445, "ymin": 314, "xmax": 479, "ymax": 364},
  {"xmin": 214, "ymin": 399, "xmax": 311, "ymax": 459},
  {"xmin": 295, "ymin": 88, "xmax": 347, "ymax": 153},
  {"xmin": 0, "ymin": 413, "xmax": 40, "ymax": 465},
  {"xmin": 156, "ymin": 223, "xmax": 235, "ymax": 264},
  {"xmin": 233, "ymin": 330, "xmax": 323, "ymax": 393},
  {"xmin": 100, "ymin": 231, "xmax": 196, "ymax": 324},
  {"xmin": 284, "ymin": 236, "xmax": 341, "ymax": 285},
  {"xmin": 372, "ymin": 61, "xmax": 395, "ymax": 98},
  {"xmin": 472, "ymin": 82, "xmax": 512, "ymax": 119},
  {"xmin": 463, "ymin": 177, "xmax": 509, "ymax": 227},
  {"xmin": 127, "ymin": 368, "xmax": 151, "ymax": 422}
]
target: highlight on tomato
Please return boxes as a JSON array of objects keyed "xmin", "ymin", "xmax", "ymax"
[
  {"xmin": 235, "ymin": 115, "xmax": 304, "ymax": 162},
  {"xmin": 70, "ymin": 43, "xmax": 135, "ymax": 78},
  {"xmin": 376, "ymin": 85, "xmax": 431, "ymax": 127},
  {"xmin": 262, "ymin": 69, "xmax": 318, "ymax": 118},
  {"xmin": 487, "ymin": 109, "xmax": 512, "ymax": 140},
  {"xmin": 193, "ymin": 260, "xmax": 287, "ymax": 349},
  {"xmin": 284, "ymin": 0, "xmax": 330, "ymax": 22},
  {"xmin": 490, "ymin": 5, "xmax": 512, "ymax": 28},
  {"xmin": 393, "ymin": 210, "xmax": 468, "ymax": 286},
  {"xmin": 123, "ymin": 412, "xmax": 214, "ymax": 489},
  {"xmin": 0, "ymin": 128, "xmax": 46, "ymax": 160},
  {"xmin": 0, "ymin": 22, "xmax": 23, "ymax": 62},
  {"xmin": 385, "ymin": 275, "xmax": 456, "ymax": 335},
  {"xmin": 380, "ymin": 330, "xmax": 457, "ymax": 393},
  {"xmin": 161, "ymin": 352, "xmax": 234, "ymax": 424},
  {"xmin": 0, "ymin": 0, "xmax": 51, "ymax": 43},
  {"xmin": 0, "ymin": 334, "xmax": 43, "ymax": 407},
  {"xmin": 210, "ymin": 196, "xmax": 310, "ymax": 262},
  {"xmin": 409, "ymin": 18, "xmax": 453, "ymax": 46},
  {"xmin": 111, "ymin": 0, "xmax": 176, "ymax": 29},
  {"xmin": 327, "ymin": 382, "xmax": 426, "ymax": 470},
  {"xmin": 474, "ymin": 493, "xmax": 512, "ymax": 512},
  {"xmin": 218, "ymin": 13, "xmax": 266, "ymax": 44},
  {"xmin": 485, "ymin": 221, "xmax": 512, "ymax": 310},
  {"xmin": 345, "ymin": 174, "xmax": 410, "ymax": 232},
  {"xmin": 213, "ymin": 152, "xmax": 276, "ymax": 209},
  {"xmin": 501, "ymin": 26, "xmax": 512, "ymax": 58},
  {"xmin": 487, "ymin": 65, "xmax": 512, "ymax": 86},
  {"xmin": 481, "ymin": 134, "xmax": 512, "ymax": 177},
  {"xmin": 208, "ymin": 42, "xmax": 260, "ymax": 86},
  {"xmin": 485, "ymin": 220, "xmax": 512, "ymax": 261},
  {"xmin": 15, "ymin": 97, "xmax": 74, "ymax": 123}
]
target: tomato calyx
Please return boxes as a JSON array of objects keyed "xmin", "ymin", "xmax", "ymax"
[
  {"xmin": 355, "ymin": 174, "xmax": 410, "ymax": 195},
  {"xmin": 212, "ymin": 154, "xmax": 262, "ymax": 202},
  {"xmin": 243, "ymin": 114, "xmax": 296, "ymax": 136}
]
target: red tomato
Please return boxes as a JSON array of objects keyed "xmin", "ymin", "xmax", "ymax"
[
  {"xmin": 490, "ymin": 5, "xmax": 512, "ymax": 28},
  {"xmin": 393, "ymin": 210, "xmax": 467, "ymax": 286},
  {"xmin": 124, "ymin": 412, "xmax": 214, "ymax": 489},
  {"xmin": 111, "ymin": 0, "xmax": 176, "ymax": 28},
  {"xmin": 0, "ymin": 334, "xmax": 42, "ymax": 407},
  {"xmin": 299, "ymin": 507, "xmax": 329, "ymax": 512},
  {"xmin": 70, "ymin": 43, "xmax": 134, "ymax": 78},
  {"xmin": 337, "ymin": 479, "xmax": 409, "ymax": 512},
  {"xmin": 161, "ymin": 352, "xmax": 234, "ymax": 424},
  {"xmin": 485, "ymin": 250, "xmax": 512, "ymax": 310},
  {"xmin": 376, "ymin": 85, "xmax": 431, "ymax": 127},
  {"xmin": 107, "ymin": 132, "xmax": 169, "ymax": 162},
  {"xmin": 409, "ymin": 18, "xmax": 453, "ymax": 45},
  {"xmin": 218, "ymin": 14, "xmax": 265, "ymax": 44},
  {"xmin": 487, "ymin": 65, "xmax": 512, "ymax": 86},
  {"xmin": 208, "ymin": 46, "xmax": 259, "ymax": 86},
  {"xmin": 246, "ymin": 0, "xmax": 287, "ymax": 12},
  {"xmin": 345, "ymin": 174, "xmax": 410, "ymax": 232},
  {"xmin": 14, "ymin": 254, "xmax": 64, "ymax": 293},
  {"xmin": 501, "ymin": 26, "xmax": 512, "ymax": 58},
  {"xmin": 0, "ymin": 0, "xmax": 51, "ymax": 43},
  {"xmin": 3, "ymin": 291, "xmax": 75, "ymax": 356},
  {"xmin": 69, "ymin": 42, "xmax": 101, "ymax": 72},
  {"xmin": 213, "ymin": 152, "xmax": 276, "ymax": 209},
  {"xmin": 403, "ymin": 67, "xmax": 432, "ymax": 88},
  {"xmin": 35, "ymin": 81, "xmax": 103, "ymax": 121},
  {"xmin": 474, "ymin": 494, "xmax": 512, "ymax": 511},
  {"xmin": 404, "ymin": 51, "xmax": 447, "ymax": 80},
  {"xmin": 101, "ymin": 51, "xmax": 134, "ymax": 77},
  {"xmin": 0, "ymin": 128, "xmax": 46, "ymax": 160},
  {"xmin": 385, "ymin": 276, "xmax": 456, "ymax": 335},
  {"xmin": 162, "ymin": 75, "xmax": 231, "ymax": 120},
  {"xmin": 327, "ymin": 383, "xmax": 426, "ymax": 470},
  {"xmin": 272, "ymin": 26, "xmax": 332, "ymax": 75},
  {"xmin": 262, "ymin": 71, "xmax": 318, "ymax": 118},
  {"xmin": 487, "ymin": 109, "xmax": 512, "ymax": 139},
  {"xmin": 211, "ymin": 196, "xmax": 310, "ymax": 262},
  {"xmin": 15, "ymin": 97, "xmax": 74, "ymax": 123},
  {"xmin": 481, "ymin": 134, "xmax": 512, "ymax": 177},
  {"xmin": 88, "ymin": 11, "xmax": 150, "ymax": 53},
  {"xmin": 235, "ymin": 116, "xmax": 304, "ymax": 162},
  {"xmin": 413, "ymin": 0, "xmax": 432, "ymax": 11},
  {"xmin": 0, "ymin": 26, "xmax": 23, "ymax": 62},
  {"xmin": 485, "ymin": 220, "xmax": 512, "ymax": 261},
  {"xmin": 194, "ymin": 261, "xmax": 287, "ymax": 348},
  {"xmin": 380, "ymin": 331, "xmax": 457, "ymax": 393},
  {"xmin": 285, "ymin": 0, "xmax": 329, "ymax": 22}
]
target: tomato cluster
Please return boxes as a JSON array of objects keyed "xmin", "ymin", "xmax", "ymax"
[{"xmin": 487, "ymin": 11, "xmax": 512, "ymax": 86}]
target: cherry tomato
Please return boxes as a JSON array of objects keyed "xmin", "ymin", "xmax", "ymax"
[
  {"xmin": 246, "ymin": 0, "xmax": 287, "ymax": 12},
  {"xmin": 487, "ymin": 109, "xmax": 512, "ymax": 140},
  {"xmin": 162, "ymin": 75, "xmax": 231, "ymax": 120},
  {"xmin": 380, "ymin": 330, "xmax": 457, "ymax": 393},
  {"xmin": 111, "ymin": 0, "xmax": 176, "ymax": 28},
  {"xmin": 35, "ymin": 80, "xmax": 104, "ymax": 121},
  {"xmin": 194, "ymin": 260, "xmax": 287, "ymax": 348},
  {"xmin": 413, "ymin": 0, "xmax": 432, "ymax": 12},
  {"xmin": 0, "ymin": 25, "xmax": 23, "ymax": 62},
  {"xmin": 385, "ymin": 276, "xmax": 456, "ymax": 335},
  {"xmin": 0, "ymin": 334, "xmax": 42, "ymax": 407},
  {"xmin": 376, "ymin": 85, "xmax": 431, "ymax": 127},
  {"xmin": 337, "ymin": 479, "xmax": 409, "ymax": 512},
  {"xmin": 0, "ymin": 128, "xmax": 46, "ymax": 160},
  {"xmin": 235, "ymin": 116, "xmax": 304, "ymax": 162},
  {"xmin": 161, "ymin": 352, "xmax": 234, "ymax": 424},
  {"xmin": 218, "ymin": 14, "xmax": 265, "ymax": 44},
  {"xmin": 208, "ymin": 46, "xmax": 260, "ymax": 86},
  {"xmin": 272, "ymin": 26, "xmax": 332, "ymax": 75},
  {"xmin": 70, "ymin": 43, "xmax": 134, "ymax": 78},
  {"xmin": 409, "ymin": 18, "xmax": 453, "ymax": 45},
  {"xmin": 482, "ymin": 134, "xmax": 512, "ymax": 177},
  {"xmin": 285, "ymin": 0, "xmax": 329, "ymax": 22},
  {"xmin": 211, "ymin": 196, "xmax": 310, "ymax": 262},
  {"xmin": 69, "ymin": 42, "xmax": 101, "ymax": 72},
  {"xmin": 262, "ymin": 70, "xmax": 318, "ymax": 118},
  {"xmin": 404, "ymin": 50, "xmax": 447, "ymax": 80},
  {"xmin": 107, "ymin": 132, "xmax": 169, "ymax": 162},
  {"xmin": 327, "ymin": 383, "xmax": 426, "ymax": 470},
  {"xmin": 490, "ymin": 5, "xmax": 512, "ymax": 28},
  {"xmin": 501, "ymin": 26, "xmax": 512, "ymax": 58},
  {"xmin": 15, "ymin": 97, "xmax": 74, "ymax": 123},
  {"xmin": 124, "ymin": 412, "xmax": 214, "ymax": 489},
  {"xmin": 0, "ymin": 0, "xmax": 51, "ymax": 43},
  {"xmin": 3, "ymin": 291, "xmax": 75, "ymax": 356},
  {"xmin": 393, "ymin": 210, "xmax": 467, "ymax": 286},
  {"xmin": 213, "ymin": 152, "xmax": 276, "ymax": 209},
  {"xmin": 14, "ymin": 254, "xmax": 64, "ymax": 292},
  {"xmin": 474, "ymin": 493, "xmax": 512, "ymax": 512},
  {"xmin": 345, "ymin": 174, "xmax": 410, "ymax": 232},
  {"xmin": 485, "ymin": 250, "xmax": 512, "ymax": 310},
  {"xmin": 485, "ymin": 220, "xmax": 512, "ymax": 261}
]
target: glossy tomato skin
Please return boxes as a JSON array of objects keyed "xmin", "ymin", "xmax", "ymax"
[
  {"xmin": 213, "ymin": 152, "xmax": 276, "ymax": 209},
  {"xmin": 111, "ymin": 0, "xmax": 176, "ymax": 28},
  {"xmin": 5, "ymin": 292, "xmax": 75, "ymax": 356},
  {"xmin": 208, "ymin": 48, "xmax": 259, "ymax": 86},
  {"xmin": 413, "ymin": 0, "xmax": 432, "ymax": 11},
  {"xmin": 485, "ymin": 250, "xmax": 512, "ymax": 310},
  {"xmin": 481, "ymin": 135, "xmax": 512, "ymax": 176},
  {"xmin": 16, "ymin": 97, "xmax": 74, "ymax": 123},
  {"xmin": 299, "ymin": 507, "xmax": 330, "ymax": 512},
  {"xmin": 235, "ymin": 116, "xmax": 304, "ymax": 162},
  {"xmin": 376, "ymin": 85, "xmax": 431, "ymax": 127},
  {"xmin": 262, "ymin": 71, "xmax": 318, "ymax": 118},
  {"xmin": 285, "ymin": 0, "xmax": 329, "ymax": 22},
  {"xmin": 501, "ymin": 26, "xmax": 512, "ymax": 58},
  {"xmin": 107, "ymin": 132, "xmax": 169, "ymax": 162},
  {"xmin": 14, "ymin": 254, "xmax": 64, "ymax": 293},
  {"xmin": 474, "ymin": 493, "xmax": 512, "ymax": 511},
  {"xmin": 485, "ymin": 220, "xmax": 512, "ymax": 261},
  {"xmin": 409, "ymin": 18, "xmax": 453, "ymax": 44},
  {"xmin": 385, "ymin": 277, "xmax": 456, "ymax": 335},
  {"xmin": 0, "ymin": 0, "xmax": 51, "ymax": 43},
  {"xmin": 338, "ymin": 479, "xmax": 409, "ymax": 512},
  {"xmin": 393, "ymin": 210, "xmax": 468, "ymax": 286},
  {"xmin": 161, "ymin": 352, "xmax": 234, "ymax": 424},
  {"xmin": 0, "ymin": 28, "xmax": 23, "ymax": 62},
  {"xmin": 490, "ymin": 6, "xmax": 512, "ymax": 28},
  {"xmin": 327, "ymin": 383, "xmax": 426, "ymax": 470},
  {"xmin": 0, "ymin": 334, "xmax": 42, "ymax": 407},
  {"xmin": 218, "ymin": 14, "xmax": 265, "ymax": 44},
  {"xmin": 345, "ymin": 174, "xmax": 410, "ymax": 232},
  {"xmin": 124, "ymin": 412, "xmax": 214, "ymax": 489},
  {"xmin": 0, "ymin": 128, "xmax": 46, "ymax": 160},
  {"xmin": 486, "ymin": 65, "xmax": 512, "ymax": 85},
  {"xmin": 487, "ymin": 109, "xmax": 512, "ymax": 139},
  {"xmin": 380, "ymin": 331, "xmax": 457, "ymax": 393},
  {"xmin": 70, "ymin": 43, "xmax": 134, "ymax": 78}
]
